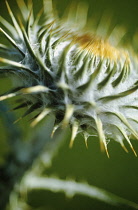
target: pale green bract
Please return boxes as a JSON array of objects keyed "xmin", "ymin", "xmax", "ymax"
[{"xmin": 0, "ymin": 0, "xmax": 138, "ymax": 157}]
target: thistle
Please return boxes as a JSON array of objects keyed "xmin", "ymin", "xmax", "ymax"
[{"xmin": 0, "ymin": 0, "xmax": 138, "ymax": 157}]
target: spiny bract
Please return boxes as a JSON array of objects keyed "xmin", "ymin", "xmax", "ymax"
[{"xmin": 0, "ymin": 0, "xmax": 138, "ymax": 157}]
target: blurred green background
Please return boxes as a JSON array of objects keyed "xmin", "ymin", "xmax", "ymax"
[{"xmin": 1, "ymin": 0, "xmax": 138, "ymax": 209}]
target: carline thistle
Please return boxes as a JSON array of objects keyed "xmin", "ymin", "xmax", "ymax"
[{"xmin": 0, "ymin": 0, "xmax": 138, "ymax": 157}]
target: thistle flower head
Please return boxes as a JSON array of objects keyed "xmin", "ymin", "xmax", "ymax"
[{"xmin": 0, "ymin": 0, "xmax": 138, "ymax": 157}]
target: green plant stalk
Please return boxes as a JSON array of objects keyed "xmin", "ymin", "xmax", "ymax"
[
  {"xmin": 0, "ymin": 102, "xmax": 55, "ymax": 209},
  {"xmin": 20, "ymin": 175, "xmax": 138, "ymax": 210}
]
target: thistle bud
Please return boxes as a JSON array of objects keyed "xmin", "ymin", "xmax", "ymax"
[{"xmin": 0, "ymin": 0, "xmax": 138, "ymax": 157}]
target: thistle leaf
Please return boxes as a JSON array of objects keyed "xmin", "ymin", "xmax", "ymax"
[
  {"xmin": 31, "ymin": 108, "xmax": 51, "ymax": 127},
  {"xmin": 0, "ymin": 28, "xmax": 24, "ymax": 56},
  {"xmin": 5, "ymin": 1, "xmax": 23, "ymax": 39}
]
